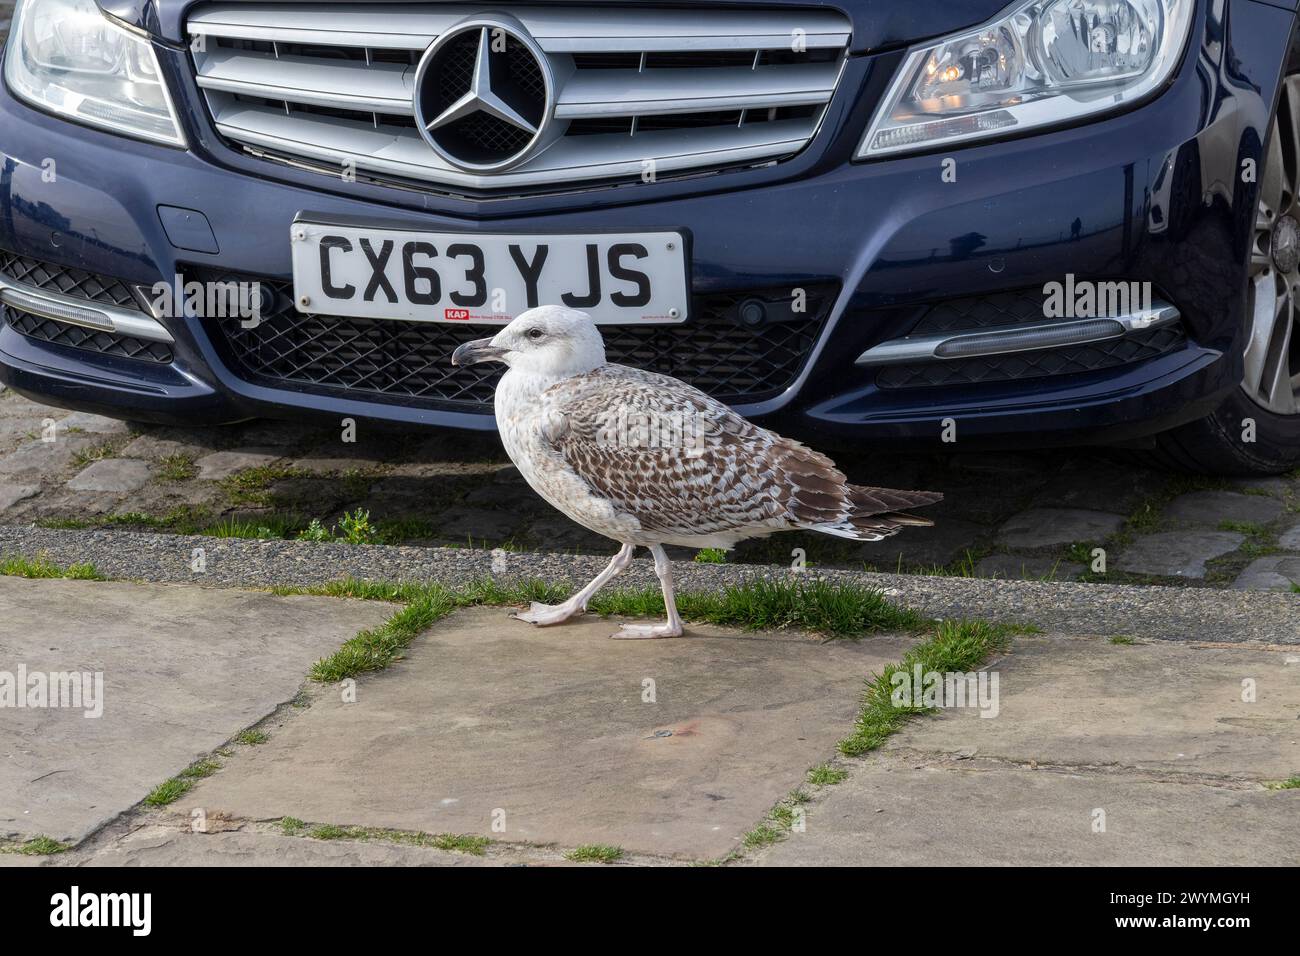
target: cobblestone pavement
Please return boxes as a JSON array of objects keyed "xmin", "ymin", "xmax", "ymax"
[{"xmin": 2, "ymin": 387, "xmax": 1297, "ymax": 591}]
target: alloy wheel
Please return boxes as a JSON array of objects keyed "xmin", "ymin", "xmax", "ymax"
[{"xmin": 1245, "ymin": 76, "xmax": 1300, "ymax": 415}]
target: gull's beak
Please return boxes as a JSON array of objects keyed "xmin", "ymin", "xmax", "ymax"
[{"xmin": 451, "ymin": 337, "xmax": 510, "ymax": 366}]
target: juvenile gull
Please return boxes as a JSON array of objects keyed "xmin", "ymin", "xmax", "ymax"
[{"xmin": 452, "ymin": 305, "xmax": 942, "ymax": 638}]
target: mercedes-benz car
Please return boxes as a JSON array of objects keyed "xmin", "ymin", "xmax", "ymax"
[{"xmin": 1, "ymin": 0, "xmax": 1298, "ymax": 474}]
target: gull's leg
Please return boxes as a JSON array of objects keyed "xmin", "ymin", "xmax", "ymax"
[
  {"xmin": 613, "ymin": 543, "xmax": 684, "ymax": 639},
  {"xmin": 513, "ymin": 543, "xmax": 634, "ymax": 626}
]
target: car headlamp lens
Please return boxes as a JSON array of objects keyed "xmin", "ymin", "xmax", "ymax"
[
  {"xmin": 4, "ymin": 0, "xmax": 185, "ymax": 146},
  {"xmin": 858, "ymin": 0, "xmax": 1193, "ymax": 158}
]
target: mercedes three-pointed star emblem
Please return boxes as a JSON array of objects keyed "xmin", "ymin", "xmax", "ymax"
[
  {"xmin": 425, "ymin": 27, "xmax": 538, "ymax": 136},
  {"xmin": 413, "ymin": 18, "xmax": 554, "ymax": 173}
]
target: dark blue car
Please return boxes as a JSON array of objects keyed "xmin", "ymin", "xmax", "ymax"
[{"xmin": 1, "ymin": 0, "xmax": 1298, "ymax": 474}]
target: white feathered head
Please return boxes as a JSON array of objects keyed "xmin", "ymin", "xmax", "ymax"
[{"xmin": 450, "ymin": 305, "xmax": 606, "ymax": 378}]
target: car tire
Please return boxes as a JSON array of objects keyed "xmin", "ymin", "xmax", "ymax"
[
  {"xmin": 1148, "ymin": 386, "xmax": 1300, "ymax": 474},
  {"xmin": 1152, "ymin": 74, "xmax": 1300, "ymax": 475}
]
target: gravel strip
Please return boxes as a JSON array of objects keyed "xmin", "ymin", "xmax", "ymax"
[{"xmin": 1, "ymin": 524, "xmax": 1296, "ymax": 644}]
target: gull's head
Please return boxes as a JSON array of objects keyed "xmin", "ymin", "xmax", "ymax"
[{"xmin": 450, "ymin": 305, "xmax": 605, "ymax": 378}]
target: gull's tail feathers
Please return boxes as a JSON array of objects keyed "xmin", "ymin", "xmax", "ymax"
[{"xmin": 810, "ymin": 485, "xmax": 944, "ymax": 542}]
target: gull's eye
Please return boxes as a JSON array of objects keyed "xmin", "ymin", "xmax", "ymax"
[{"xmin": 526, "ymin": 327, "xmax": 545, "ymax": 341}]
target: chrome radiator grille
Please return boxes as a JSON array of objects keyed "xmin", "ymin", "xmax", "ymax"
[{"xmin": 187, "ymin": 3, "xmax": 851, "ymax": 193}]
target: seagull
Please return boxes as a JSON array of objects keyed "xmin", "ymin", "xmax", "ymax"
[{"xmin": 451, "ymin": 305, "xmax": 943, "ymax": 639}]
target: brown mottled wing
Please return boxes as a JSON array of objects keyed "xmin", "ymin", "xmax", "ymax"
[{"xmin": 538, "ymin": 365, "xmax": 855, "ymax": 538}]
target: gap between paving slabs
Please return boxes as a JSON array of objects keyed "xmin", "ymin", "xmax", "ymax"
[{"xmin": 0, "ymin": 555, "xmax": 1026, "ymax": 864}]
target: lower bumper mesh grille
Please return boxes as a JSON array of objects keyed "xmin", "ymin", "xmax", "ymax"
[
  {"xmin": 203, "ymin": 274, "xmax": 834, "ymax": 410},
  {"xmin": 4, "ymin": 308, "xmax": 174, "ymax": 364},
  {"xmin": 0, "ymin": 251, "xmax": 141, "ymax": 310},
  {"xmin": 911, "ymin": 288, "xmax": 1053, "ymax": 335}
]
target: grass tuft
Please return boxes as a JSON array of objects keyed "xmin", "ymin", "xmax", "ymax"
[
  {"xmin": 459, "ymin": 576, "xmax": 573, "ymax": 608},
  {"xmin": 565, "ymin": 843, "xmax": 624, "ymax": 863},
  {"xmin": 309, "ymin": 584, "xmax": 458, "ymax": 681},
  {"xmin": 218, "ymin": 464, "xmax": 307, "ymax": 506},
  {"xmin": 308, "ymin": 823, "xmax": 347, "ymax": 840},
  {"xmin": 179, "ymin": 759, "xmax": 221, "ymax": 780},
  {"xmin": 71, "ymin": 442, "xmax": 120, "ymax": 468},
  {"xmin": 806, "ymin": 764, "xmax": 848, "ymax": 787},
  {"xmin": 288, "ymin": 821, "xmax": 489, "ymax": 855},
  {"xmin": 1219, "ymin": 520, "xmax": 1266, "ymax": 536},
  {"xmin": 741, "ymin": 822, "xmax": 785, "ymax": 849},
  {"xmin": 0, "ymin": 836, "xmax": 70, "ymax": 856},
  {"xmin": 1109, "ymin": 635, "xmax": 1136, "ymax": 645},
  {"xmin": 1063, "ymin": 542, "xmax": 1098, "ymax": 565},
  {"xmin": 0, "ymin": 554, "xmax": 104, "ymax": 580},
  {"xmin": 158, "ymin": 453, "xmax": 198, "ymax": 481},
  {"xmin": 838, "ymin": 618, "xmax": 1015, "ymax": 757},
  {"xmin": 235, "ymin": 729, "xmax": 268, "ymax": 746},
  {"xmin": 143, "ymin": 778, "xmax": 192, "ymax": 807},
  {"xmin": 39, "ymin": 506, "xmax": 215, "ymax": 535},
  {"xmin": 593, "ymin": 577, "xmax": 925, "ymax": 637},
  {"xmin": 203, "ymin": 514, "xmax": 308, "ymax": 540},
  {"xmin": 1264, "ymin": 776, "xmax": 1300, "ymax": 790},
  {"xmin": 144, "ymin": 757, "xmax": 222, "ymax": 806}
]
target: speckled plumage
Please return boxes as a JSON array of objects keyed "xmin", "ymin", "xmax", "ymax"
[
  {"xmin": 451, "ymin": 305, "xmax": 942, "ymax": 638},
  {"xmin": 496, "ymin": 363, "xmax": 941, "ymax": 549}
]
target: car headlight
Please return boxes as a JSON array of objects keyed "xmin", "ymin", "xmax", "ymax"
[
  {"xmin": 4, "ymin": 0, "xmax": 185, "ymax": 146},
  {"xmin": 857, "ymin": 0, "xmax": 1194, "ymax": 159}
]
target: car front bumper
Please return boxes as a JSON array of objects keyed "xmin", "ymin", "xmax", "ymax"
[{"xmin": 0, "ymin": 0, "xmax": 1293, "ymax": 448}]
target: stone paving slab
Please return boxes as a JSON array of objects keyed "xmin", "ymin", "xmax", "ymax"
[
  {"xmin": 194, "ymin": 449, "xmax": 282, "ymax": 480},
  {"xmin": 179, "ymin": 607, "xmax": 917, "ymax": 860},
  {"xmin": 895, "ymin": 635, "xmax": 1300, "ymax": 780},
  {"xmin": 0, "ymin": 436, "xmax": 99, "ymax": 478},
  {"xmin": 66, "ymin": 459, "xmax": 151, "ymax": 493},
  {"xmin": 0, "ymin": 482, "xmax": 37, "ymax": 512},
  {"xmin": 0, "ymin": 578, "xmax": 390, "ymax": 843},
  {"xmin": 57, "ymin": 412, "xmax": 128, "ymax": 436},
  {"xmin": 1163, "ymin": 490, "xmax": 1284, "ymax": 526},
  {"xmin": 1116, "ymin": 530, "xmax": 1245, "ymax": 578},
  {"xmin": 756, "ymin": 757, "xmax": 1298, "ymax": 866},
  {"xmin": 995, "ymin": 508, "xmax": 1126, "ymax": 549},
  {"xmin": 1234, "ymin": 555, "xmax": 1300, "ymax": 591}
]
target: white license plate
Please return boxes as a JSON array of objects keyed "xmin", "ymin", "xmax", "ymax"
[{"xmin": 290, "ymin": 220, "xmax": 689, "ymax": 325}]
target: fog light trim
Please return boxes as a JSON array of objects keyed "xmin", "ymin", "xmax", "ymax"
[
  {"xmin": 0, "ymin": 276, "xmax": 174, "ymax": 344},
  {"xmin": 855, "ymin": 302, "xmax": 1180, "ymax": 367}
]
